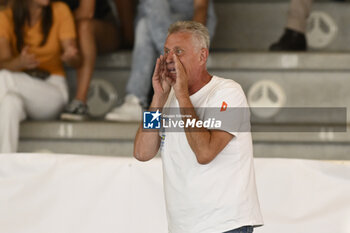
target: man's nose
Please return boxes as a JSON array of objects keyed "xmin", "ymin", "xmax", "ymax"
[{"xmin": 165, "ymin": 51, "xmax": 174, "ymax": 62}]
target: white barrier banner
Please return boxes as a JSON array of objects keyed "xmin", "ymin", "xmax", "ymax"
[{"xmin": 0, "ymin": 154, "xmax": 349, "ymax": 233}]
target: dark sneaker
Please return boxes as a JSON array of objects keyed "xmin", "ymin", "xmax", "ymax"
[
  {"xmin": 269, "ymin": 28, "xmax": 307, "ymax": 51},
  {"xmin": 60, "ymin": 99, "xmax": 88, "ymax": 121}
]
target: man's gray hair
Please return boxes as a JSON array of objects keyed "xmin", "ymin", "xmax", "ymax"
[{"xmin": 168, "ymin": 21, "xmax": 210, "ymax": 49}]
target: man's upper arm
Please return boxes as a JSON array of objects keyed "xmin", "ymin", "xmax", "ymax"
[
  {"xmin": 208, "ymin": 129, "xmax": 234, "ymax": 156},
  {"xmin": 203, "ymin": 84, "xmax": 249, "ymax": 160}
]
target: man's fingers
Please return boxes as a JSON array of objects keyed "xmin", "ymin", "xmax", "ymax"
[
  {"xmin": 160, "ymin": 55, "xmax": 168, "ymax": 79},
  {"xmin": 154, "ymin": 58, "xmax": 160, "ymax": 77},
  {"xmin": 166, "ymin": 76, "xmax": 175, "ymax": 86},
  {"xmin": 160, "ymin": 55, "xmax": 166, "ymax": 74},
  {"xmin": 173, "ymin": 54, "xmax": 184, "ymax": 74},
  {"xmin": 173, "ymin": 54, "xmax": 178, "ymax": 68},
  {"xmin": 173, "ymin": 54, "xmax": 179, "ymax": 66}
]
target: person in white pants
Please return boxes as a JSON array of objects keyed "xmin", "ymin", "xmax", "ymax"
[
  {"xmin": 0, "ymin": 71, "xmax": 69, "ymax": 153},
  {"xmin": 0, "ymin": 0, "xmax": 81, "ymax": 153}
]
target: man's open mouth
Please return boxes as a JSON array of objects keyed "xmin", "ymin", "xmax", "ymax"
[{"xmin": 169, "ymin": 68, "xmax": 176, "ymax": 74}]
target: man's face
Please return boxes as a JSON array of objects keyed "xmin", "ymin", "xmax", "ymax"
[{"xmin": 164, "ymin": 32, "xmax": 201, "ymax": 81}]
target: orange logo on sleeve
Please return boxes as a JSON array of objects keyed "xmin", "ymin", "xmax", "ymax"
[{"xmin": 220, "ymin": 101, "xmax": 228, "ymax": 112}]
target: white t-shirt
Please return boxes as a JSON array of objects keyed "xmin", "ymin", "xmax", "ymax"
[{"xmin": 160, "ymin": 76, "xmax": 264, "ymax": 233}]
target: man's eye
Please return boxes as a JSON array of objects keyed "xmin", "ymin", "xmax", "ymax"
[
  {"xmin": 175, "ymin": 49, "xmax": 183, "ymax": 55},
  {"xmin": 165, "ymin": 50, "xmax": 170, "ymax": 54}
]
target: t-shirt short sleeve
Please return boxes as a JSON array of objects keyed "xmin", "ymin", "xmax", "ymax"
[
  {"xmin": 204, "ymin": 84, "xmax": 251, "ymax": 136},
  {"xmin": 54, "ymin": 2, "xmax": 76, "ymax": 40},
  {"xmin": 0, "ymin": 10, "xmax": 12, "ymax": 41}
]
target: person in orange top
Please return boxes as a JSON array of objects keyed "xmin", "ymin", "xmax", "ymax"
[{"xmin": 0, "ymin": 0, "xmax": 81, "ymax": 153}]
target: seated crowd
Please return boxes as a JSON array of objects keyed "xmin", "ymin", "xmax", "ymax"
[{"xmin": 0, "ymin": 0, "xmax": 323, "ymax": 153}]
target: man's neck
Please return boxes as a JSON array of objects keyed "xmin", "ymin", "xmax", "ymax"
[{"xmin": 188, "ymin": 69, "xmax": 212, "ymax": 96}]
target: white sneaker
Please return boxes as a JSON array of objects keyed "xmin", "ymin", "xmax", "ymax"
[{"xmin": 105, "ymin": 94, "xmax": 143, "ymax": 122}]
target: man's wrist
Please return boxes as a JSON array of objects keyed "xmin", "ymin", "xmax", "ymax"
[
  {"xmin": 150, "ymin": 93, "xmax": 167, "ymax": 109},
  {"xmin": 176, "ymin": 92, "xmax": 191, "ymax": 107}
]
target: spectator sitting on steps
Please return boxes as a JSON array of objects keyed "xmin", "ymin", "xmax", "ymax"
[{"xmin": 0, "ymin": 0, "xmax": 81, "ymax": 153}]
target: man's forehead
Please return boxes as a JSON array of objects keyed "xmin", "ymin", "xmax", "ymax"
[{"xmin": 165, "ymin": 32, "xmax": 193, "ymax": 47}]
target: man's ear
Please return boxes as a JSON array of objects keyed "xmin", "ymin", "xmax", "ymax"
[{"xmin": 199, "ymin": 48, "xmax": 209, "ymax": 65}]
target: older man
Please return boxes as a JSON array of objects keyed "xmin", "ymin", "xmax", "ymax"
[
  {"xmin": 105, "ymin": 0, "xmax": 216, "ymax": 122},
  {"xmin": 134, "ymin": 21, "xmax": 263, "ymax": 233}
]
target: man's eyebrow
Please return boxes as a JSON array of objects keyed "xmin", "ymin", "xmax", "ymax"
[{"xmin": 164, "ymin": 46, "xmax": 184, "ymax": 50}]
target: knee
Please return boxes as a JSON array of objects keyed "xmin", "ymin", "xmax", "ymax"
[
  {"xmin": 0, "ymin": 69, "xmax": 11, "ymax": 78},
  {"xmin": 0, "ymin": 94, "xmax": 24, "ymax": 119},
  {"xmin": 134, "ymin": 18, "xmax": 150, "ymax": 45}
]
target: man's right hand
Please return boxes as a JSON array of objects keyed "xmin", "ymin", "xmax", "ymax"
[
  {"xmin": 19, "ymin": 46, "xmax": 39, "ymax": 69},
  {"xmin": 152, "ymin": 55, "xmax": 172, "ymax": 103}
]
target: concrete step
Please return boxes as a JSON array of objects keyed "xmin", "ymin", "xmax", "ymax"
[
  {"xmin": 54, "ymin": 51, "xmax": 350, "ymax": 160},
  {"xmin": 19, "ymin": 121, "xmax": 350, "ymax": 160},
  {"xmin": 66, "ymin": 52, "xmax": 350, "ymax": 122},
  {"xmin": 94, "ymin": 51, "xmax": 350, "ymax": 70},
  {"xmin": 19, "ymin": 121, "xmax": 138, "ymax": 157},
  {"xmin": 212, "ymin": 2, "xmax": 350, "ymax": 51},
  {"xmin": 20, "ymin": 121, "xmax": 350, "ymax": 142}
]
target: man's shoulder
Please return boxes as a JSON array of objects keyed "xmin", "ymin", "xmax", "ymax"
[
  {"xmin": 204, "ymin": 76, "xmax": 247, "ymax": 107},
  {"xmin": 210, "ymin": 76, "xmax": 244, "ymax": 94}
]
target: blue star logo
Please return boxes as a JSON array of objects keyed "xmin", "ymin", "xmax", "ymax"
[{"xmin": 143, "ymin": 110, "xmax": 161, "ymax": 129}]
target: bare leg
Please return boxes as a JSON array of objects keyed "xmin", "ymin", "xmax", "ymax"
[
  {"xmin": 269, "ymin": 0, "xmax": 311, "ymax": 51},
  {"xmin": 74, "ymin": 19, "xmax": 120, "ymax": 103},
  {"xmin": 114, "ymin": 0, "xmax": 136, "ymax": 48},
  {"xmin": 94, "ymin": 20, "xmax": 121, "ymax": 53},
  {"xmin": 287, "ymin": 0, "xmax": 313, "ymax": 33}
]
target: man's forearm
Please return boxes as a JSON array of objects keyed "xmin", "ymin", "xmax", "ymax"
[
  {"xmin": 133, "ymin": 126, "xmax": 160, "ymax": 161},
  {"xmin": 133, "ymin": 94, "xmax": 166, "ymax": 161},
  {"xmin": 177, "ymin": 95, "xmax": 213, "ymax": 164}
]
